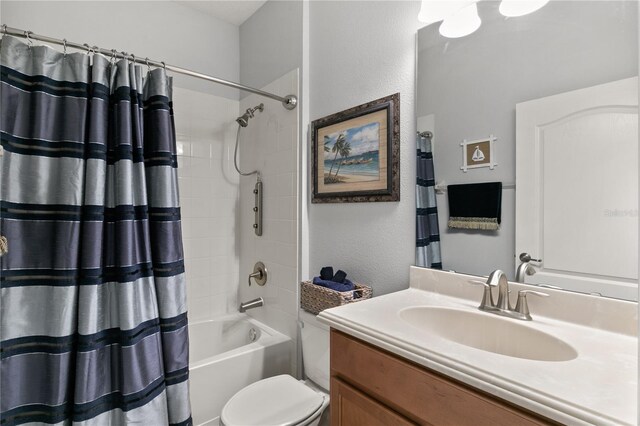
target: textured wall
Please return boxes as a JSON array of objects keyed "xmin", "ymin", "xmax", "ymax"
[
  {"xmin": 308, "ymin": 1, "xmax": 421, "ymax": 296},
  {"xmin": 1, "ymin": 1, "xmax": 240, "ymax": 98},
  {"xmin": 239, "ymin": 0, "xmax": 303, "ymax": 94}
]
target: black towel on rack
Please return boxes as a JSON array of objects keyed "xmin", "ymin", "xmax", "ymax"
[{"xmin": 447, "ymin": 182, "xmax": 502, "ymax": 230}]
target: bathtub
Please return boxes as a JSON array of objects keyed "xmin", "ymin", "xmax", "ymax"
[{"xmin": 188, "ymin": 313, "xmax": 292, "ymax": 426}]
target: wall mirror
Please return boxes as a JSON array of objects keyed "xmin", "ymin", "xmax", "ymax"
[{"xmin": 416, "ymin": 0, "xmax": 638, "ymax": 301}]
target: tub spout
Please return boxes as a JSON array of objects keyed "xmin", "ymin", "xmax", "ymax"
[{"xmin": 239, "ymin": 297, "xmax": 264, "ymax": 313}]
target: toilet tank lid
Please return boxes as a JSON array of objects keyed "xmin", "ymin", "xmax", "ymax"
[{"xmin": 221, "ymin": 375, "xmax": 325, "ymax": 426}]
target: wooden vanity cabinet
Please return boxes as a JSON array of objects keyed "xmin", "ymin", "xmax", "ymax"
[{"xmin": 329, "ymin": 329, "xmax": 557, "ymax": 426}]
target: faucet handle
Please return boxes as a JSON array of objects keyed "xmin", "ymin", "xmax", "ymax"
[
  {"xmin": 468, "ymin": 279, "xmax": 496, "ymax": 287},
  {"xmin": 248, "ymin": 261, "xmax": 268, "ymax": 287},
  {"xmin": 514, "ymin": 290, "xmax": 549, "ymax": 320},
  {"xmin": 518, "ymin": 290, "xmax": 549, "ymax": 297},
  {"xmin": 248, "ymin": 271, "xmax": 261, "ymax": 286},
  {"xmin": 468, "ymin": 280, "xmax": 495, "ymax": 309}
]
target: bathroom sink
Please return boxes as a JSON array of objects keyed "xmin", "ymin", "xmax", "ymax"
[{"xmin": 399, "ymin": 306, "xmax": 578, "ymax": 362}]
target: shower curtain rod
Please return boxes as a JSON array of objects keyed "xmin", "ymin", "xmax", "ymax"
[{"xmin": 1, "ymin": 25, "xmax": 298, "ymax": 110}]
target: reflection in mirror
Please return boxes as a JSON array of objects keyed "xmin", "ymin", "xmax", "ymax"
[{"xmin": 416, "ymin": 1, "xmax": 638, "ymax": 300}]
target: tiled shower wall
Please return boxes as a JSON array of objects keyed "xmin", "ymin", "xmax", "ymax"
[
  {"xmin": 173, "ymin": 87, "xmax": 241, "ymax": 321},
  {"xmin": 239, "ymin": 69, "xmax": 300, "ymax": 375}
]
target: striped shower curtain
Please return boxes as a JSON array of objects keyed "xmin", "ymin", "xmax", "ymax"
[
  {"xmin": 416, "ymin": 132, "xmax": 442, "ymax": 269},
  {"xmin": 0, "ymin": 36, "xmax": 191, "ymax": 425}
]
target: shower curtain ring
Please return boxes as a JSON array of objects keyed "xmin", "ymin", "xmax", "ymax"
[
  {"xmin": 24, "ymin": 31, "xmax": 33, "ymax": 48},
  {"xmin": 62, "ymin": 39, "xmax": 67, "ymax": 57},
  {"xmin": 161, "ymin": 61, "xmax": 166, "ymax": 73},
  {"xmin": 145, "ymin": 57, "xmax": 151, "ymax": 74},
  {"xmin": 110, "ymin": 49, "xmax": 117, "ymax": 63},
  {"xmin": 2, "ymin": 25, "xmax": 7, "ymax": 35},
  {"xmin": 130, "ymin": 53, "xmax": 136, "ymax": 63},
  {"xmin": 83, "ymin": 43, "xmax": 95, "ymax": 55}
]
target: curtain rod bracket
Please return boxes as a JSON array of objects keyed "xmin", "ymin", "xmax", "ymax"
[{"xmin": 282, "ymin": 95, "xmax": 298, "ymax": 110}]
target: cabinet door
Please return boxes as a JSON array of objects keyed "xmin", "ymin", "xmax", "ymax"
[
  {"xmin": 331, "ymin": 330, "xmax": 555, "ymax": 426},
  {"xmin": 330, "ymin": 377, "xmax": 416, "ymax": 426}
]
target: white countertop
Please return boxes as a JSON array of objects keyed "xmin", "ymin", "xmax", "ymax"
[{"xmin": 318, "ymin": 267, "xmax": 638, "ymax": 425}]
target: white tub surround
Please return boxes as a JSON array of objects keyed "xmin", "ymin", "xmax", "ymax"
[
  {"xmin": 318, "ymin": 267, "xmax": 638, "ymax": 426},
  {"xmin": 189, "ymin": 314, "xmax": 292, "ymax": 426},
  {"xmin": 239, "ymin": 69, "xmax": 300, "ymax": 376},
  {"xmin": 173, "ymin": 87, "xmax": 241, "ymax": 321}
]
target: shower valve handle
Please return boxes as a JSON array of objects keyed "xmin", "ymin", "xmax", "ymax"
[
  {"xmin": 248, "ymin": 271, "xmax": 261, "ymax": 286},
  {"xmin": 248, "ymin": 262, "xmax": 268, "ymax": 287}
]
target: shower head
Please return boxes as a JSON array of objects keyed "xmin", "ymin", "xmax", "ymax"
[
  {"xmin": 236, "ymin": 115, "xmax": 250, "ymax": 128},
  {"xmin": 236, "ymin": 103, "xmax": 264, "ymax": 128}
]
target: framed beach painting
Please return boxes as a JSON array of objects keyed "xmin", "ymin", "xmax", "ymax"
[{"xmin": 311, "ymin": 93, "xmax": 400, "ymax": 203}]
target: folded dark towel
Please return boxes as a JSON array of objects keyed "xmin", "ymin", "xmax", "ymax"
[
  {"xmin": 447, "ymin": 182, "xmax": 502, "ymax": 230},
  {"xmin": 312, "ymin": 277, "xmax": 355, "ymax": 292},
  {"xmin": 320, "ymin": 266, "xmax": 334, "ymax": 281},
  {"xmin": 332, "ymin": 270, "xmax": 347, "ymax": 283}
]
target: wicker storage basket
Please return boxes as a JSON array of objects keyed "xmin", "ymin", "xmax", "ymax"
[{"xmin": 300, "ymin": 280, "xmax": 372, "ymax": 315}]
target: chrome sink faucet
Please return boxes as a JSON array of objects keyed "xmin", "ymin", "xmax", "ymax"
[
  {"xmin": 471, "ymin": 270, "xmax": 548, "ymax": 321},
  {"xmin": 489, "ymin": 270, "xmax": 511, "ymax": 310}
]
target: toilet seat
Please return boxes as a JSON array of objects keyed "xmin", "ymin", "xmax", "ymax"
[{"xmin": 221, "ymin": 375, "xmax": 327, "ymax": 426}]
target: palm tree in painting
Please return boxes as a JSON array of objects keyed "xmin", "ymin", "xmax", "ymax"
[
  {"xmin": 323, "ymin": 136, "xmax": 331, "ymax": 153},
  {"xmin": 327, "ymin": 133, "xmax": 346, "ymax": 177},
  {"xmin": 334, "ymin": 140, "xmax": 352, "ymax": 179},
  {"xmin": 323, "ymin": 136, "xmax": 335, "ymax": 184}
]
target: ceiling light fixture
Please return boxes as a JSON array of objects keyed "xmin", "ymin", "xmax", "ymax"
[
  {"xmin": 420, "ymin": 0, "xmax": 549, "ymax": 39},
  {"xmin": 439, "ymin": 2, "xmax": 482, "ymax": 38}
]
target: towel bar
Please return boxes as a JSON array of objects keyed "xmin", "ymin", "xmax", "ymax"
[{"xmin": 434, "ymin": 181, "xmax": 516, "ymax": 195}]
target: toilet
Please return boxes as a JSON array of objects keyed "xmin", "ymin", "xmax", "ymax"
[{"xmin": 220, "ymin": 311, "xmax": 330, "ymax": 426}]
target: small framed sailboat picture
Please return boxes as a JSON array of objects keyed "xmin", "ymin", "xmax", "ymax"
[
  {"xmin": 311, "ymin": 93, "xmax": 400, "ymax": 203},
  {"xmin": 460, "ymin": 135, "xmax": 497, "ymax": 172}
]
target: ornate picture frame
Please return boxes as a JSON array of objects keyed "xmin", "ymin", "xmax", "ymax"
[{"xmin": 311, "ymin": 93, "xmax": 400, "ymax": 203}]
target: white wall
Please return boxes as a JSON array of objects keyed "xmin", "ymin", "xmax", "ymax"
[
  {"xmin": 239, "ymin": 0, "xmax": 303, "ymax": 93},
  {"xmin": 0, "ymin": 1, "xmax": 240, "ymax": 98},
  {"xmin": 417, "ymin": 1, "xmax": 638, "ymax": 278},
  {"xmin": 308, "ymin": 1, "xmax": 421, "ymax": 296},
  {"xmin": 238, "ymin": 70, "xmax": 300, "ymax": 375}
]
